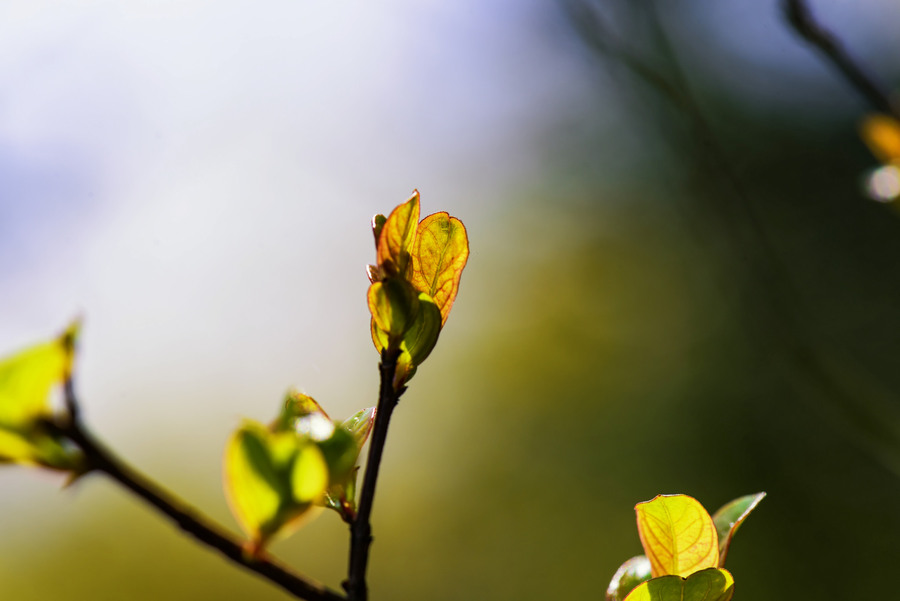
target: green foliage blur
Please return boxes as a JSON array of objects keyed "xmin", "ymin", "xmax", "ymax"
[{"xmin": 2, "ymin": 2, "xmax": 900, "ymax": 601}]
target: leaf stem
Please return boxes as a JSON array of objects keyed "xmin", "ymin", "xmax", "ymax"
[
  {"xmin": 345, "ymin": 348, "xmax": 404, "ymax": 601},
  {"xmin": 54, "ymin": 381, "xmax": 344, "ymax": 601}
]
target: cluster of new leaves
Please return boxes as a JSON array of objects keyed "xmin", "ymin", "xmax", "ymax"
[
  {"xmin": 223, "ymin": 392, "xmax": 375, "ymax": 553},
  {"xmin": 0, "ymin": 323, "xmax": 83, "ymax": 472},
  {"xmin": 861, "ymin": 114, "xmax": 900, "ymax": 202},
  {"xmin": 366, "ymin": 190, "xmax": 469, "ymax": 388},
  {"xmin": 606, "ymin": 493, "xmax": 765, "ymax": 601},
  {"xmin": 0, "ymin": 192, "xmax": 471, "ymax": 601},
  {"xmin": 223, "ymin": 191, "xmax": 470, "ymax": 555}
]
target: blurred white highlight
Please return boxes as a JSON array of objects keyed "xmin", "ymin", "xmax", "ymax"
[{"xmin": 866, "ymin": 164, "xmax": 900, "ymax": 202}]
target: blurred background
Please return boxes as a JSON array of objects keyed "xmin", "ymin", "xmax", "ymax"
[{"xmin": 2, "ymin": 0, "xmax": 900, "ymax": 599}]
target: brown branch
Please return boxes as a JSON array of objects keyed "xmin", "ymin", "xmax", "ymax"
[
  {"xmin": 344, "ymin": 348, "xmax": 404, "ymax": 601},
  {"xmin": 52, "ymin": 382, "xmax": 345, "ymax": 601},
  {"xmin": 783, "ymin": 0, "xmax": 900, "ymax": 119}
]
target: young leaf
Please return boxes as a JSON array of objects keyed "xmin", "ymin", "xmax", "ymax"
[
  {"xmin": 367, "ymin": 278, "xmax": 421, "ymax": 347},
  {"xmin": 0, "ymin": 323, "xmax": 84, "ymax": 471},
  {"xmin": 0, "ymin": 429, "xmax": 39, "ymax": 464},
  {"xmin": 635, "ymin": 494, "xmax": 719, "ymax": 578},
  {"xmin": 272, "ymin": 390, "xmax": 330, "ymax": 433},
  {"xmin": 316, "ymin": 427, "xmax": 359, "ymax": 485},
  {"xmin": 323, "ymin": 466, "xmax": 360, "ymax": 522},
  {"xmin": 224, "ymin": 421, "xmax": 328, "ymax": 547},
  {"xmin": 408, "ymin": 211, "xmax": 469, "ymax": 325},
  {"xmin": 0, "ymin": 425, "xmax": 83, "ymax": 471},
  {"xmin": 711, "ymin": 492, "xmax": 766, "ymax": 566},
  {"xmin": 370, "ymin": 292, "xmax": 441, "ymax": 371},
  {"xmin": 607, "ymin": 555, "xmax": 652, "ymax": 601},
  {"xmin": 341, "ymin": 407, "xmax": 376, "ymax": 449},
  {"xmin": 861, "ymin": 114, "xmax": 900, "ymax": 164},
  {"xmin": 371, "ymin": 213, "xmax": 387, "ymax": 248},
  {"xmin": 291, "ymin": 441, "xmax": 330, "ymax": 503},
  {"xmin": 0, "ymin": 323, "xmax": 78, "ymax": 427},
  {"xmin": 376, "ymin": 191, "xmax": 420, "ymax": 278},
  {"xmin": 622, "ymin": 568, "xmax": 734, "ymax": 601},
  {"xmin": 401, "ymin": 293, "xmax": 442, "ymax": 365}
]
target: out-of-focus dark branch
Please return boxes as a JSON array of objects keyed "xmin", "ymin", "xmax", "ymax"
[
  {"xmin": 783, "ymin": 0, "xmax": 900, "ymax": 119},
  {"xmin": 51, "ymin": 380, "xmax": 345, "ymax": 601},
  {"xmin": 563, "ymin": 0, "xmax": 900, "ymax": 474},
  {"xmin": 561, "ymin": 0, "xmax": 686, "ymax": 109}
]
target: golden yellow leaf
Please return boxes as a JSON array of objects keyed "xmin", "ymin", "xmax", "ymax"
[
  {"xmin": 376, "ymin": 191, "xmax": 420, "ymax": 278},
  {"xmin": 0, "ymin": 322, "xmax": 78, "ymax": 428},
  {"xmin": 409, "ymin": 212, "xmax": 469, "ymax": 325},
  {"xmin": 635, "ymin": 494, "xmax": 719, "ymax": 578}
]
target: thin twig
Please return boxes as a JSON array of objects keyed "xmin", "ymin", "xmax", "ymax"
[
  {"xmin": 783, "ymin": 0, "xmax": 900, "ymax": 119},
  {"xmin": 345, "ymin": 348, "xmax": 403, "ymax": 601},
  {"xmin": 53, "ymin": 383, "xmax": 345, "ymax": 601},
  {"xmin": 565, "ymin": 0, "xmax": 900, "ymax": 475}
]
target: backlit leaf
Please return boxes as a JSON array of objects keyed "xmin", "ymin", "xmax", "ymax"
[
  {"xmin": 291, "ymin": 442, "xmax": 330, "ymax": 502},
  {"xmin": 0, "ymin": 323, "xmax": 84, "ymax": 471},
  {"xmin": 635, "ymin": 494, "xmax": 719, "ymax": 578},
  {"xmin": 622, "ymin": 568, "xmax": 734, "ymax": 601},
  {"xmin": 376, "ymin": 191, "xmax": 420, "ymax": 277},
  {"xmin": 711, "ymin": 492, "xmax": 766, "ymax": 566},
  {"xmin": 370, "ymin": 292, "xmax": 441, "ymax": 372},
  {"xmin": 272, "ymin": 390, "xmax": 330, "ymax": 432},
  {"xmin": 0, "ymin": 428, "xmax": 42, "ymax": 464},
  {"xmin": 341, "ymin": 407, "xmax": 375, "ymax": 449},
  {"xmin": 861, "ymin": 114, "xmax": 900, "ymax": 164},
  {"xmin": 323, "ymin": 465, "xmax": 360, "ymax": 522},
  {"xmin": 393, "ymin": 352, "xmax": 416, "ymax": 389},
  {"xmin": 371, "ymin": 213, "xmax": 387, "ymax": 248},
  {"xmin": 408, "ymin": 211, "xmax": 469, "ymax": 325},
  {"xmin": 371, "ymin": 318, "xmax": 390, "ymax": 354},
  {"xmin": 607, "ymin": 555, "xmax": 652, "ymax": 601},
  {"xmin": 402, "ymin": 293, "xmax": 442, "ymax": 365},
  {"xmin": 367, "ymin": 278, "xmax": 421, "ymax": 346},
  {"xmin": 316, "ymin": 427, "xmax": 358, "ymax": 485},
  {"xmin": 224, "ymin": 421, "xmax": 328, "ymax": 547},
  {"xmin": 0, "ymin": 322, "xmax": 78, "ymax": 428}
]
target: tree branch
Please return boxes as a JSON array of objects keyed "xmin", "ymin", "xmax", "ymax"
[
  {"xmin": 783, "ymin": 0, "xmax": 900, "ymax": 119},
  {"xmin": 344, "ymin": 348, "xmax": 404, "ymax": 601},
  {"xmin": 53, "ymin": 381, "xmax": 345, "ymax": 601}
]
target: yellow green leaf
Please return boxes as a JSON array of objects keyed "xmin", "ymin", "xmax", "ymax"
[
  {"xmin": 606, "ymin": 555, "xmax": 652, "ymax": 601},
  {"xmin": 367, "ymin": 278, "xmax": 421, "ymax": 347},
  {"xmin": 861, "ymin": 114, "xmax": 900, "ymax": 164},
  {"xmin": 316, "ymin": 427, "xmax": 358, "ymax": 485},
  {"xmin": 408, "ymin": 212, "xmax": 469, "ymax": 325},
  {"xmin": 341, "ymin": 407, "xmax": 376, "ymax": 449},
  {"xmin": 711, "ymin": 492, "xmax": 766, "ymax": 567},
  {"xmin": 635, "ymin": 494, "xmax": 719, "ymax": 578},
  {"xmin": 370, "ymin": 292, "xmax": 440, "ymax": 363},
  {"xmin": 622, "ymin": 568, "xmax": 734, "ymax": 601},
  {"xmin": 371, "ymin": 317, "xmax": 390, "ymax": 354},
  {"xmin": 0, "ymin": 428, "xmax": 41, "ymax": 464},
  {"xmin": 223, "ymin": 421, "xmax": 328, "ymax": 547},
  {"xmin": 0, "ymin": 322, "xmax": 78, "ymax": 428},
  {"xmin": 401, "ymin": 293, "xmax": 442, "ymax": 365},
  {"xmin": 291, "ymin": 441, "xmax": 330, "ymax": 502},
  {"xmin": 272, "ymin": 390, "xmax": 330, "ymax": 433},
  {"xmin": 376, "ymin": 191, "xmax": 420, "ymax": 278}
]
